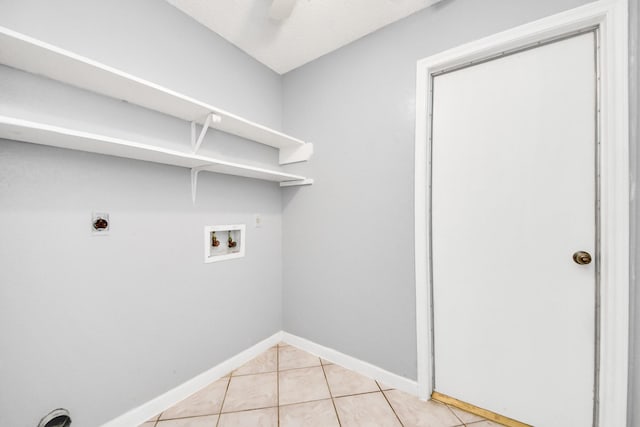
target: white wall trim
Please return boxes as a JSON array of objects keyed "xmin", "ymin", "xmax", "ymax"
[
  {"xmin": 414, "ymin": 1, "xmax": 629, "ymax": 426},
  {"xmin": 102, "ymin": 331, "xmax": 418, "ymax": 426},
  {"xmin": 281, "ymin": 332, "xmax": 418, "ymax": 396},
  {"xmin": 101, "ymin": 331, "xmax": 283, "ymax": 427}
]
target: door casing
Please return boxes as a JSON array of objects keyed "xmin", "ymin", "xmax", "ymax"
[{"xmin": 413, "ymin": 1, "xmax": 629, "ymax": 426}]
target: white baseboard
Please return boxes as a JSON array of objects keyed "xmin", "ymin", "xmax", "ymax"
[
  {"xmin": 103, "ymin": 330, "xmax": 419, "ymax": 426},
  {"xmin": 101, "ymin": 331, "xmax": 283, "ymax": 427},
  {"xmin": 281, "ymin": 332, "xmax": 419, "ymax": 397}
]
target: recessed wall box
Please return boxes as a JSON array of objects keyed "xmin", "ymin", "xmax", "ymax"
[{"xmin": 204, "ymin": 224, "xmax": 245, "ymax": 263}]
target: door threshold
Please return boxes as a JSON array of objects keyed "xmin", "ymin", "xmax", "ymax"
[{"xmin": 431, "ymin": 391, "xmax": 532, "ymax": 427}]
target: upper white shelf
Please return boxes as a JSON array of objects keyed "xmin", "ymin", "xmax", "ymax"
[
  {"xmin": 0, "ymin": 26, "xmax": 313, "ymax": 165},
  {"xmin": 0, "ymin": 115, "xmax": 311, "ymax": 187}
]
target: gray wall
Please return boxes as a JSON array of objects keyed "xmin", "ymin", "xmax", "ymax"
[
  {"xmin": 281, "ymin": 0, "xmax": 595, "ymax": 382},
  {"xmin": 629, "ymin": 0, "xmax": 639, "ymax": 424},
  {"xmin": 0, "ymin": 1, "xmax": 285, "ymax": 426},
  {"xmin": 1, "ymin": 0, "xmax": 637, "ymax": 426}
]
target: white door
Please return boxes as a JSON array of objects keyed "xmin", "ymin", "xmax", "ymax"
[{"xmin": 431, "ymin": 32, "xmax": 596, "ymax": 426}]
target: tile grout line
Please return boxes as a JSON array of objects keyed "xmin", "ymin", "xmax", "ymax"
[
  {"xmin": 220, "ymin": 404, "xmax": 280, "ymax": 415},
  {"xmin": 233, "ymin": 363, "xmax": 326, "ymax": 377},
  {"xmin": 232, "ymin": 369, "xmax": 276, "ymax": 377},
  {"xmin": 278, "ymin": 396, "xmax": 335, "ymax": 408},
  {"xmin": 320, "ymin": 357, "xmax": 343, "ymax": 427},
  {"xmin": 377, "ymin": 381, "xmax": 405, "ymax": 427},
  {"xmin": 445, "ymin": 403, "xmax": 467, "ymax": 427},
  {"xmin": 329, "ymin": 389, "xmax": 391, "ymax": 399},
  {"xmin": 161, "ymin": 412, "xmax": 223, "ymax": 421},
  {"xmin": 278, "ymin": 388, "xmax": 394, "ymax": 410},
  {"xmin": 215, "ymin": 365, "xmax": 280, "ymax": 417},
  {"xmin": 214, "ymin": 375, "xmax": 232, "ymax": 427},
  {"xmin": 442, "ymin": 402, "xmax": 484, "ymax": 427},
  {"xmin": 158, "ymin": 413, "xmax": 239, "ymax": 423},
  {"xmin": 158, "ymin": 413, "xmax": 222, "ymax": 422}
]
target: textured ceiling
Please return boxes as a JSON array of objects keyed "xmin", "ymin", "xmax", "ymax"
[{"xmin": 166, "ymin": 0, "xmax": 441, "ymax": 74}]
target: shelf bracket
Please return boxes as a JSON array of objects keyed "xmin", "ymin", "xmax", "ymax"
[
  {"xmin": 191, "ymin": 112, "xmax": 222, "ymax": 153},
  {"xmin": 280, "ymin": 178, "xmax": 314, "ymax": 187},
  {"xmin": 279, "ymin": 142, "xmax": 314, "ymax": 165},
  {"xmin": 191, "ymin": 166, "xmax": 207, "ymax": 204}
]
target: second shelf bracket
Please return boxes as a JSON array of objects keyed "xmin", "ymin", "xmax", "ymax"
[
  {"xmin": 190, "ymin": 166, "xmax": 207, "ymax": 204},
  {"xmin": 191, "ymin": 112, "xmax": 222, "ymax": 153}
]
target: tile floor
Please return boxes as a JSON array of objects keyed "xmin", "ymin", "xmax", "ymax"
[{"xmin": 140, "ymin": 343, "xmax": 499, "ymax": 427}]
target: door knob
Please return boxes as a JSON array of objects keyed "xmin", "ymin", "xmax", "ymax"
[{"xmin": 573, "ymin": 251, "xmax": 592, "ymax": 265}]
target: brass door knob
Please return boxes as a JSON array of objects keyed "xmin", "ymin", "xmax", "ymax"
[{"xmin": 573, "ymin": 251, "xmax": 592, "ymax": 265}]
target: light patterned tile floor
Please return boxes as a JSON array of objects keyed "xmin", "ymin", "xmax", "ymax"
[{"xmin": 140, "ymin": 343, "xmax": 495, "ymax": 427}]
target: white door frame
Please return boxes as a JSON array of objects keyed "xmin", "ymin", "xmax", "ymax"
[{"xmin": 414, "ymin": 1, "xmax": 629, "ymax": 426}]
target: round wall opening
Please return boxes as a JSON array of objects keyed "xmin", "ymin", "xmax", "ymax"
[{"xmin": 37, "ymin": 408, "xmax": 71, "ymax": 427}]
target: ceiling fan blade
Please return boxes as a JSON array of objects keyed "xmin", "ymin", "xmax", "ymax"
[{"xmin": 268, "ymin": 0, "xmax": 297, "ymax": 20}]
